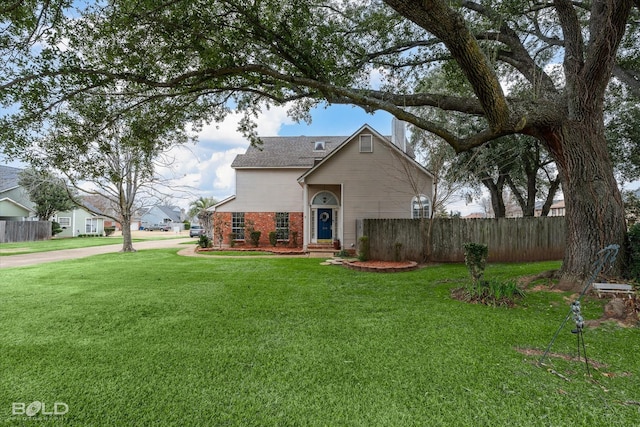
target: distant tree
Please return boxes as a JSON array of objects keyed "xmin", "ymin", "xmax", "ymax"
[
  {"xmin": 188, "ymin": 197, "xmax": 218, "ymax": 221},
  {"xmin": 25, "ymin": 85, "xmax": 194, "ymax": 252},
  {"xmin": 17, "ymin": 168, "xmax": 75, "ymax": 220}
]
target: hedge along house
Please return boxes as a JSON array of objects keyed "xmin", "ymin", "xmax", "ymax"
[{"xmin": 212, "ymin": 121, "xmax": 434, "ymax": 251}]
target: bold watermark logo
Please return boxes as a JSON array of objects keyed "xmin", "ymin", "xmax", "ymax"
[{"xmin": 12, "ymin": 401, "xmax": 68, "ymax": 417}]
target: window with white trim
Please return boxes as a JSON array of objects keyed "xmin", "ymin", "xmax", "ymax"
[
  {"xmin": 359, "ymin": 134, "xmax": 373, "ymax": 152},
  {"xmin": 85, "ymin": 218, "xmax": 99, "ymax": 233},
  {"xmin": 232, "ymin": 212, "xmax": 245, "ymax": 240},
  {"xmin": 412, "ymin": 195, "xmax": 431, "ymax": 219},
  {"xmin": 58, "ymin": 217, "xmax": 71, "ymax": 228},
  {"xmin": 275, "ymin": 212, "xmax": 289, "ymax": 240}
]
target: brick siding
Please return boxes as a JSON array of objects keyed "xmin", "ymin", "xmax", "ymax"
[{"xmin": 212, "ymin": 211, "xmax": 303, "ymax": 248}]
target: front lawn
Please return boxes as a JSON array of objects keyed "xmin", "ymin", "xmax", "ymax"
[
  {"xmin": 0, "ymin": 235, "xmax": 191, "ymax": 256},
  {"xmin": 1, "ymin": 252, "xmax": 638, "ymax": 426}
]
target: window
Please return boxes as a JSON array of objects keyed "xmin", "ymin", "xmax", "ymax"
[
  {"xmin": 58, "ymin": 217, "xmax": 71, "ymax": 228},
  {"xmin": 412, "ymin": 195, "xmax": 431, "ymax": 219},
  {"xmin": 232, "ymin": 212, "xmax": 245, "ymax": 240},
  {"xmin": 85, "ymin": 218, "xmax": 99, "ymax": 233},
  {"xmin": 275, "ymin": 212, "xmax": 289, "ymax": 240},
  {"xmin": 314, "ymin": 141, "xmax": 326, "ymax": 151},
  {"xmin": 359, "ymin": 134, "xmax": 373, "ymax": 152}
]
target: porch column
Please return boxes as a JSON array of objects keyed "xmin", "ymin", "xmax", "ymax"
[{"xmin": 302, "ymin": 183, "xmax": 309, "ymax": 249}]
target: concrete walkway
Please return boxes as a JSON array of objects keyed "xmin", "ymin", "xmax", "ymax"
[{"xmin": 0, "ymin": 238, "xmax": 196, "ymax": 269}]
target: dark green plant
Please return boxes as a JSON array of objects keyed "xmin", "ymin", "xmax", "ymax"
[
  {"xmin": 249, "ymin": 230, "xmax": 261, "ymax": 247},
  {"xmin": 268, "ymin": 231, "xmax": 278, "ymax": 246},
  {"xmin": 104, "ymin": 226, "xmax": 116, "ymax": 237},
  {"xmin": 461, "ymin": 279, "xmax": 525, "ymax": 307},
  {"xmin": 51, "ymin": 221, "xmax": 63, "ymax": 236},
  {"xmin": 358, "ymin": 235, "xmax": 370, "ymax": 261},
  {"xmin": 464, "ymin": 242, "xmax": 488, "ymax": 285},
  {"xmin": 198, "ymin": 234, "xmax": 211, "ymax": 248},
  {"xmin": 228, "ymin": 232, "xmax": 236, "ymax": 248},
  {"xmin": 394, "ymin": 242, "xmax": 403, "ymax": 262},
  {"xmin": 183, "ymin": 220, "xmax": 191, "ymax": 230},
  {"xmin": 627, "ymin": 223, "xmax": 640, "ymax": 281}
]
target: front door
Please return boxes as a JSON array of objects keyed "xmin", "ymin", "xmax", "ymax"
[{"xmin": 317, "ymin": 208, "xmax": 332, "ymax": 241}]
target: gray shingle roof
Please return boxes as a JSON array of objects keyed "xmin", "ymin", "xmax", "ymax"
[
  {"xmin": 0, "ymin": 165, "xmax": 23, "ymax": 193},
  {"xmin": 231, "ymin": 136, "xmax": 349, "ymax": 168}
]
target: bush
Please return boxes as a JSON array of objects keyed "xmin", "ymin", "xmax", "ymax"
[
  {"xmin": 358, "ymin": 236, "xmax": 370, "ymax": 261},
  {"xmin": 228, "ymin": 232, "xmax": 236, "ymax": 248},
  {"xmin": 290, "ymin": 231, "xmax": 298, "ymax": 248},
  {"xmin": 268, "ymin": 231, "xmax": 278, "ymax": 246},
  {"xmin": 104, "ymin": 226, "xmax": 116, "ymax": 237},
  {"xmin": 249, "ymin": 230, "xmax": 261, "ymax": 247},
  {"xmin": 627, "ymin": 223, "xmax": 640, "ymax": 281},
  {"xmin": 51, "ymin": 221, "xmax": 63, "ymax": 236},
  {"xmin": 198, "ymin": 234, "xmax": 211, "ymax": 248},
  {"xmin": 459, "ymin": 279, "xmax": 525, "ymax": 307},
  {"xmin": 464, "ymin": 242, "xmax": 488, "ymax": 285},
  {"xmin": 183, "ymin": 220, "xmax": 191, "ymax": 230}
]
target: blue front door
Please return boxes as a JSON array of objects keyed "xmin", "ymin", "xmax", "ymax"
[{"xmin": 317, "ymin": 208, "xmax": 332, "ymax": 240}]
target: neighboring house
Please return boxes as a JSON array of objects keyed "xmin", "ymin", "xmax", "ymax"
[
  {"xmin": 0, "ymin": 165, "xmax": 37, "ymax": 221},
  {"xmin": 534, "ymin": 199, "xmax": 565, "ymax": 217},
  {"xmin": 212, "ymin": 122, "xmax": 434, "ymax": 250},
  {"xmin": 54, "ymin": 200, "xmax": 106, "ymax": 238},
  {"xmin": 140, "ymin": 205, "xmax": 184, "ymax": 230}
]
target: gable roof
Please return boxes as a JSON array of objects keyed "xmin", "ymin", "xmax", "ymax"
[
  {"xmin": 0, "ymin": 165, "xmax": 23, "ymax": 193},
  {"xmin": 231, "ymin": 136, "xmax": 348, "ymax": 168},
  {"xmin": 298, "ymin": 124, "xmax": 434, "ymax": 182}
]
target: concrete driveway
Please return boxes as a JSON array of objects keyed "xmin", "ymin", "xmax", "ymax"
[{"xmin": 0, "ymin": 237, "xmax": 196, "ymax": 269}]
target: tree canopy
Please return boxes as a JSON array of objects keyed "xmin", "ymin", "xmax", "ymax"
[{"xmin": 1, "ymin": 0, "xmax": 638, "ymax": 283}]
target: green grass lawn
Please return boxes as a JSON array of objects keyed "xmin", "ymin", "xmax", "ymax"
[
  {"xmin": 0, "ymin": 236, "xmax": 194, "ymax": 256},
  {"xmin": 1, "ymin": 252, "xmax": 638, "ymax": 426}
]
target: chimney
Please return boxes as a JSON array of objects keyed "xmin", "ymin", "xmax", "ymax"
[{"xmin": 391, "ymin": 117, "xmax": 406, "ymax": 152}]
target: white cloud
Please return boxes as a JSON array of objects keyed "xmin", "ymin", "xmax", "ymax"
[{"xmin": 158, "ymin": 105, "xmax": 295, "ymax": 209}]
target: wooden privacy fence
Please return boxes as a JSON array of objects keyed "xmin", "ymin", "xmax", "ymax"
[
  {"xmin": 0, "ymin": 221, "xmax": 51, "ymax": 243},
  {"xmin": 361, "ymin": 217, "xmax": 566, "ymax": 263}
]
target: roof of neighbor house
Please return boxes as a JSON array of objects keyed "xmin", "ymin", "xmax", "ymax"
[
  {"xmin": 154, "ymin": 205, "xmax": 182, "ymax": 222},
  {"xmin": 0, "ymin": 165, "xmax": 23, "ymax": 193}
]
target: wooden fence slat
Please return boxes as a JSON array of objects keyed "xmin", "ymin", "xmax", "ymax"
[
  {"xmin": 361, "ymin": 217, "xmax": 565, "ymax": 263},
  {"xmin": 0, "ymin": 221, "xmax": 52, "ymax": 243}
]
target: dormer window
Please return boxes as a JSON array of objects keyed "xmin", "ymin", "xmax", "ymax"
[
  {"xmin": 314, "ymin": 141, "xmax": 326, "ymax": 151},
  {"xmin": 359, "ymin": 135, "xmax": 373, "ymax": 153}
]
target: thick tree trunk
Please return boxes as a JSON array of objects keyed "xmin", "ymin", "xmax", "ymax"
[
  {"xmin": 120, "ymin": 216, "xmax": 136, "ymax": 252},
  {"xmin": 543, "ymin": 121, "xmax": 627, "ymax": 289}
]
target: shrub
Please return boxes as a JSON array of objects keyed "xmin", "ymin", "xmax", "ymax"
[
  {"xmin": 358, "ymin": 236, "xmax": 370, "ymax": 261},
  {"xmin": 249, "ymin": 230, "xmax": 261, "ymax": 247},
  {"xmin": 198, "ymin": 234, "xmax": 211, "ymax": 248},
  {"xmin": 183, "ymin": 220, "xmax": 191, "ymax": 230},
  {"xmin": 459, "ymin": 279, "xmax": 525, "ymax": 307},
  {"xmin": 627, "ymin": 223, "xmax": 640, "ymax": 281},
  {"xmin": 228, "ymin": 232, "xmax": 236, "ymax": 248},
  {"xmin": 464, "ymin": 242, "xmax": 488, "ymax": 285},
  {"xmin": 290, "ymin": 231, "xmax": 299, "ymax": 248},
  {"xmin": 104, "ymin": 226, "xmax": 116, "ymax": 237},
  {"xmin": 269, "ymin": 231, "xmax": 278, "ymax": 246},
  {"xmin": 51, "ymin": 221, "xmax": 63, "ymax": 236}
]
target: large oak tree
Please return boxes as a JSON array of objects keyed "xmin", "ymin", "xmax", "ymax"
[{"xmin": 1, "ymin": 0, "xmax": 639, "ymax": 284}]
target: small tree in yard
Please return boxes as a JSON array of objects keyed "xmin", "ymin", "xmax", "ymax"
[
  {"xmin": 464, "ymin": 242, "xmax": 488, "ymax": 286},
  {"xmin": 18, "ymin": 168, "xmax": 75, "ymax": 220}
]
